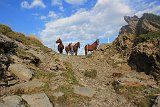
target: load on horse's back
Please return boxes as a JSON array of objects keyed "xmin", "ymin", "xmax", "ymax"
[
  {"xmin": 56, "ymin": 38, "xmax": 64, "ymax": 54},
  {"xmin": 84, "ymin": 39, "xmax": 99, "ymax": 55}
]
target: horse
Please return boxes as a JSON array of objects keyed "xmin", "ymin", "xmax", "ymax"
[
  {"xmin": 84, "ymin": 39, "xmax": 99, "ymax": 55},
  {"xmin": 73, "ymin": 42, "xmax": 80, "ymax": 56},
  {"xmin": 65, "ymin": 43, "xmax": 72, "ymax": 55},
  {"xmin": 56, "ymin": 38, "xmax": 64, "ymax": 54}
]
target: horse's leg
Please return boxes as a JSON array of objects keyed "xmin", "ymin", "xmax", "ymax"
[{"xmin": 85, "ymin": 50, "xmax": 88, "ymax": 55}]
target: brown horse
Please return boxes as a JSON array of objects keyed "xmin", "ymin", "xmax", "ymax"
[
  {"xmin": 56, "ymin": 38, "xmax": 64, "ymax": 54},
  {"xmin": 65, "ymin": 43, "xmax": 72, "ymax": 55},
  {"xmin": 73, "ymin": 42, "xmax": 80, "ymax": 56},
  {"xmin": 84, "ymin": 39, "xmax": 99, "ymax": 55}
]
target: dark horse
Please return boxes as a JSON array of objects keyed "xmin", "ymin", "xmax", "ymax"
[
  {"xmin": 84, "ymin": 39, "xmax": 99, "ymax": 55},
  {"xmin": 65, "ymin": 43, "xmax": 72, "ymax": 55},
  {"xmin": 73, "ymin": 42, "xmax": 80, "ymax": 56},
  {"xmin": 56, "ymin": 38, "xmax": 64, "ymax": 54}
]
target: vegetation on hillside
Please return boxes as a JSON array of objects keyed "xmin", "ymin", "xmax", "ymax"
[
  {"xmin": 135, "ymin": 30, "xmax": 160, "ymax": 44},
  {"xmin": 0, "ymin": 24, "xmax": 51, "ymax": 53}
]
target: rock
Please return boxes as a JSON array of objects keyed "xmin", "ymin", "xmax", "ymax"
[
  {"xmin": 31, "ymin": 57, "xmax": 41, "ymax": 66},
  {"xmin": 0, "ymin": 103, "xmax": 5, "ymax": 107},
  {"xmin": 10, "ymin": 55, "xmax": 22, "ymax": 63},
  {"xmin": 27, "ymin": 48, "xmax": 45, "ymax": 61},
  {"xmin": 136, "ymin": 13, "xmax": 160, "ymax": 35},
  {"xmin": 111, "ymin": 54, "xmax": 124, "ymax": 63},
  {"xmin": 152, "ymin": 96, "xmax": 160, "ymax": 107},
  {"xmin": 128, "ymin": 38, "xmax": 160, "ymax": 80},
  {"xmin": 73, "ymin": 85, "xmax": 95, "ymax": 97},
  {"xmin": 8, "ymin": 64, "xmax": 34, "ymax": 81},
  {"xmin": 113, "ymin": 77, "xmax": 147, "ymax": 87},
  {"xmin": 10, "ymin": 80, "xmax": 45, "ymax": 93},
  {"xmin": 120, "ymin": 15, "xmax": 139, "ymax": 34},
  {"xmin": 22, "ymin": 93, "xmax": 53, "ymax": 107},
  {"xmin": 113, "ymin": 13, "xmax": 160, "ymax": 80},
  {"xmin": 49, "ymin": 62, "xmax": 58, "ymax": 71},
  {"xmin": 97, "ymin": 43, "xmax": 110, "ymax": 51},
  {"xmin": 2, "ymin": 95, "xmax": 25, "ymax": 107},
  {"xmin": 120, "ymin": 13, "xmax": 160, "ymax": 35},
  {"xmin": 112, "ymin": 33, "xmax": 136, "ymax": 57},
  {"xmin": 52, "ymin": 92, "xmax": 64, "ymax": 99}
]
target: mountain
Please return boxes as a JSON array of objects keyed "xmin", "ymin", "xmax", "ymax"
[{"xmin": 0, "ymin": 13, "xmax": 160, "ymax": 107}]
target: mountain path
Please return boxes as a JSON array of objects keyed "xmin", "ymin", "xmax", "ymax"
[{"xmin": 59, "ymin": 55, "xmax": 134, "ymax": 107}]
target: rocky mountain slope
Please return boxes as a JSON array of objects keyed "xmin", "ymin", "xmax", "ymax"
[
  {"xmin": 0, "ymin": 13, "xmax": 160, "ymax": 107},
  {"xmin": 113, "ymin": 13, "xmax": 160, "ymax": 80}
]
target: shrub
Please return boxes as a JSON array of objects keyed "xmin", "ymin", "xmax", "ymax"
[
  {"xmin": 84, "ymin": 69, "xmax": 97, "ymax": 79},
  {"xmin": 136, "ymin": 31, "xmax": 160, "ymax": 43}
]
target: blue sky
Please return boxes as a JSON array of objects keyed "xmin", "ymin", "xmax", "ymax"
[{"xmin": 0, "ymin": 0, "xmax": 160, "ymax": 54}]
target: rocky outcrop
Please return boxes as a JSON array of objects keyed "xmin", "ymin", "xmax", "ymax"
[
  {"xmin": 120, "ymin": 15, "xmax": 139, "ymax": 34},
  {"xmin": 128, "ymin": 38, "xmax": 160, "ymax": 80},
  {"xmin": 152, "ymin": 96, "xmax": 160, "ymax": 107},
  {"xmin": 10, "ymin": 80, "xmax": 45, "ymax": 93},
  {"xmin": 8, "ymin": 64, "xmax": 34, "ymax": 81},
  {"xmin": 22, "ymin": 93, "xmax": 53, "ymax": 107},
  {"xmin": 73, "ymin": 85, "xmax": 95, "ymax": 97},
  {"xmin": 113, "ymin": 13, "xmax": 160, "ymax": 80},
  {"xmin": 1, "ymin": 95, "xmax": 26, "ymax": 107},
  {"xmin": 0, "ymin": 33, "xmax": 17, "ymax": 85},
  {"xmin": 120, "ymin": 13, "xmax": 160, "ymax": 35},
  {"xmin": 136, "ymin": 13, "xmax": 160, "ymax": 35}
]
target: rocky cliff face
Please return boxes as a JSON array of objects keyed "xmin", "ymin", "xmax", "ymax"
[{"xmin": 113, "ymin": 13, "xmax": 160, "ymax": 80}]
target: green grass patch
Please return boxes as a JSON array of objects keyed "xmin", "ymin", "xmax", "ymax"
[
  {"xmin": 34, "ymin": 69, "xmax": 55, "ymax": 79},
  {"xmin": 136, "ymin": 31, "xmax": 160, "ymax": 43},
  {"xmin": 55, "ymin": 85, "xmax": 90, "ymax": 107},
  {"xmin": 0, "ymin": 24, "xmax": 51, "ymax": 53},
  {"xmin": 58, "ymin": 85, "xmax": 73, "ymax": 96},
  {"xmin": 116, "ymin": 85, "xmax": 160, "ymax": 107},
  {"xmin": 84, "ymin": 69, "xmax": 97, "ymax": 79},
  {"xmin": 62, "ymin": 62, "xmax": 78, "ymax": 85}
]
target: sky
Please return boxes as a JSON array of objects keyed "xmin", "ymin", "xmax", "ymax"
[{"xmin": 0, "ymin": 0, "xmax": 160, "ymax": 55}]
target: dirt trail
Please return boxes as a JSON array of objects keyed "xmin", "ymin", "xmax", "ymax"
[{"xmin": 59, "ymin": 54, "xmax": 134, "ymax": 107}]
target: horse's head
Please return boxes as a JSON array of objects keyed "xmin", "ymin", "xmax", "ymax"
[
  {"xmin": 69, "ymin": 43, "xmax": 72, "ymax": 47},
  {"xmin": 96, "ymin": 39, "xmax": 99, "ymax": 45},
  {"xmin": 77, "ymin": 42, "xmax": 80, "ymax": 48},
  {"xmin": 56, "ymin": 38, "xmax": 62, "ymax": 44}
]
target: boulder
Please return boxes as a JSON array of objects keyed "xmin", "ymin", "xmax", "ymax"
[
  {"xmin": 52, "ymin": 92, "xmax": 64, "ymax": 99},
  {"xmin": 10, "ymin": 80, "xmax": 45, "ymax": 93},
  {"xmin": 2, "ymin": 95, "xmax": 25, "ymax": 107},
  {"xmin": 73, "ymin": 85, "xmax": 95, "ymax": 97},
  {"xmin": 8, "ymin": 64, "xmax": 34, "ymax": 81},
  {"xmin": 22, "ymin": 93, "xmax": 53, "ymax": 107},
  {"xmin": 152, "ymin": 96, "xmax": 160, "ymax": 107}
]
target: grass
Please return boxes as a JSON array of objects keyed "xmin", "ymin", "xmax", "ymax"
[
  {"xmin": 62, "ymin": 62, "xmax": 78, "ymax": 85},
  {"xmin": 136, "ymin": 31, "xmax": 160, "ymax": 44},
  {"xmin": 34, "ymin": 69, "xmax": 55, "ymax": 79},
  {"xmin": 0, "ymin": 24, "xmax": 51, "ymax": 53},
  {"xmin": 115, "ymin": 85, "xmax": 160, "ymax": 107},
  {"xmin": 54, "ymin": 85, "xmax": 90, "ymax": 107},
  {"xmin": 84, "ymin": 69, "xmax": 97, "ymax": 79}
]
